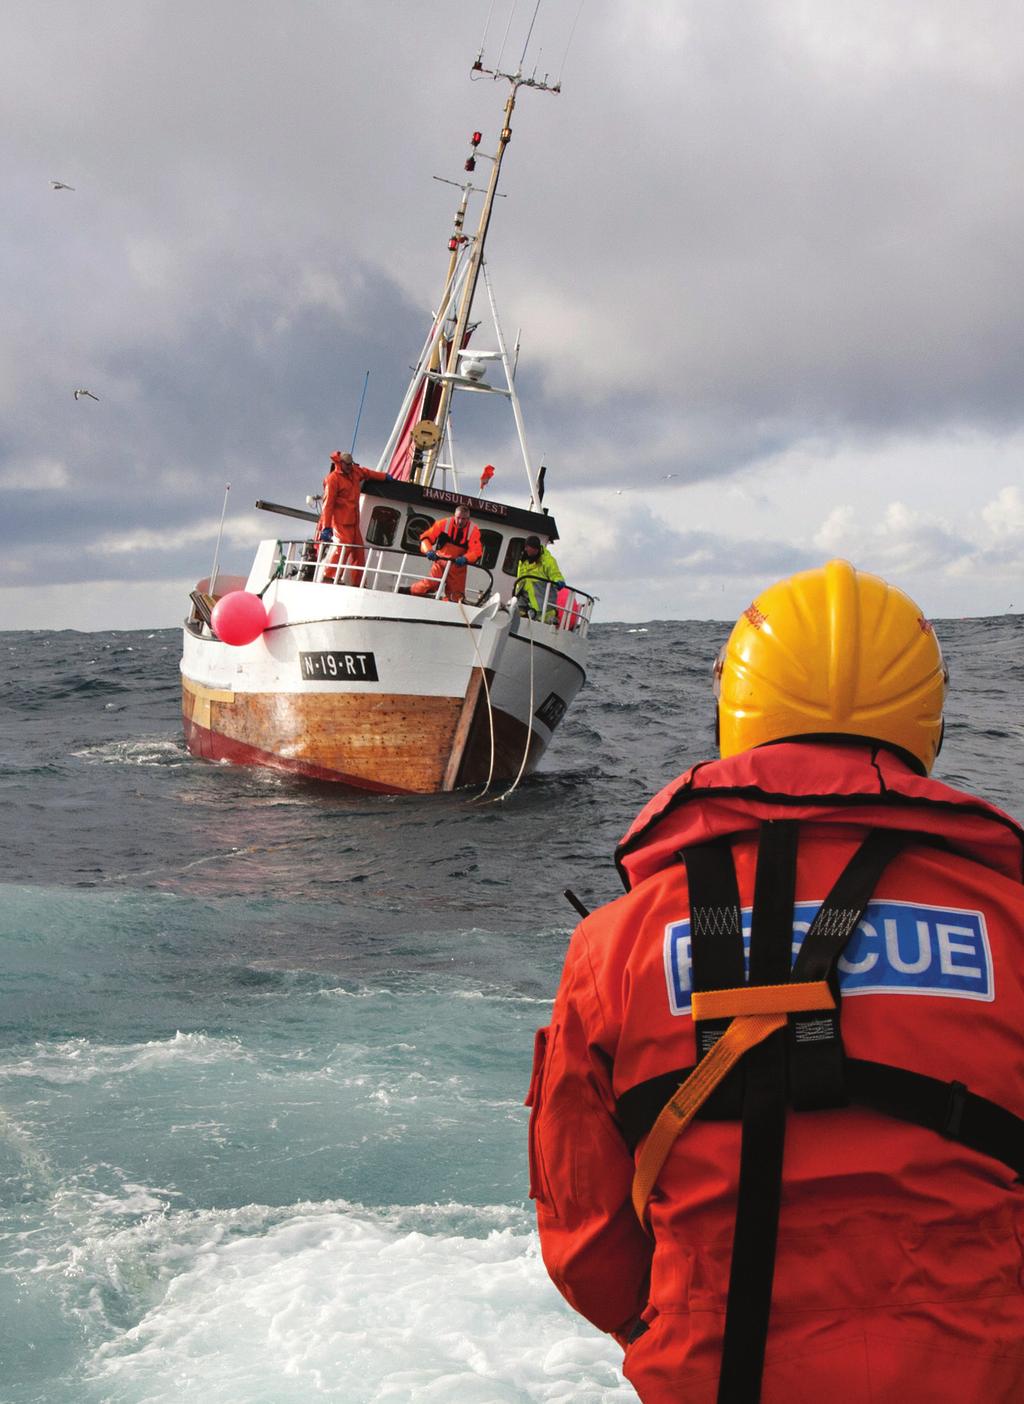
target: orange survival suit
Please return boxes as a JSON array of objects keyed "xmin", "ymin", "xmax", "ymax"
[
  {"xmin": 529, "ymin": 741, "xmax": 1024, "ymax": 1403},
  {"xmin": 316, "ymin": 454, "xmax": 388, "ymax": 584},
  {"xmin": 411, "ymin": 514, "xmax": 483, "ymax": 603}
]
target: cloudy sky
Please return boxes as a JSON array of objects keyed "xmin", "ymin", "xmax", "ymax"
[{"xmin": 3, "ymin": 0, "xmax": 1023, "ymax": 629}]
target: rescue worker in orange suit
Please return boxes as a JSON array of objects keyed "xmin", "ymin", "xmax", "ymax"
[
  {"xmin": 529, "ymin": 559, "xmax": 1024, "ymax": 1404},
  {"xmin": 316, "ymin": 450, "xmax": 388, "ymax": 585},
  {"xmin": 410, "ymin": 503, "xmax": 483, "ymax": 603}
]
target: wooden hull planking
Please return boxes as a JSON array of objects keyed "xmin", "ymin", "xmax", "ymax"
[{"xmin": 181, "ymin": 673, "xmax": 547, "ymax": 793}]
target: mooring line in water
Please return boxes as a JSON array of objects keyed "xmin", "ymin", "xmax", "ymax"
[
  {"xmin": 477, "ymin": 609, "xmax": 536, "ymax": 806},
  {"xmin": 457, "ymin": 599, "xmax": 498, "ymax": 799}
]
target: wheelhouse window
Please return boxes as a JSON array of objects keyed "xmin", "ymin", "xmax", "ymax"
[
  {"xmin": 478, "ymin": 529, "xmax": 503, "ymax": 571},
  {"xmin": 502, "ymin": 537, "xmax": 527, "ymax": 576},
  {"xmin": 402, "ymin": 512, "xmax": 435, "ymax": 552},
  {"xmin": 367, "ymin": 506, "xmax": 400, "ymax": 547}
]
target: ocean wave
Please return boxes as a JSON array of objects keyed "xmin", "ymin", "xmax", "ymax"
[{"xmin": 0, "ymin": 1032, "xmax": 254, "ymax": 1084}]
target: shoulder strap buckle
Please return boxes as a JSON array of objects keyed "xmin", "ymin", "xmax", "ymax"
[{"xmin": 943, "ymin": 1079, "xmax": 968, "ymax": 1139}]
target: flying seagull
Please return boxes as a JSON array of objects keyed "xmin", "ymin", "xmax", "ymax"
[
  {"xmin": 51, "ymin": 180, "xmax": 75, "ymax": 191},
  {"xmin": 73, "ymin": 388, "xmax": 99, "ymax": 401},
  {"xmin": 662, "ymin": 473, "xmax": 677, "ymax": 480}
]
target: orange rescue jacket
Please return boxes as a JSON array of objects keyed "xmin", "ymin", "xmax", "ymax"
[{"xmin": 529, "ymin": 741, "xmax": 1024, "ymax": 1403}]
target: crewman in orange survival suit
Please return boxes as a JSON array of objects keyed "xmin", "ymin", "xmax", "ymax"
[
  {"xmin": 410, "ymin": 503, "xmax": 483, "ymax": 603},
  {"xmin": 316, "ymin": 450, "xmax": 388, "ymax": 584},
  {"xmin": 528, "ymin": 559, "xmax": 1024, "ymax": 1403}
]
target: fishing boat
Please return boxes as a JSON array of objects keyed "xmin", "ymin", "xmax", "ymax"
[{"xmin": 180, "ymin": 57, "xmax": 594, "ymax": 795}]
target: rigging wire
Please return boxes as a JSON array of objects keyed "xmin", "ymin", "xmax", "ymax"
[
  {"xmin": 557, "ymin": 0, "xmax": 585, "ymax": 84},
  {"xmin": 519, "ymin": 0, "xmax": 544, "ymax": 70},
  {"xmin": 350, "ymin": 370, "xmax": 370, "ymax": 455},
  {"xmin": 457, "ymin": 600, "xmax": 498, "ymax": 798},
  {"xmin": 208, "ymin": 483, "xmax": 231, "ymax": 596},
  {"xmin": 477, "ymin": 0, "xmax": 499, "ymax": 63},
  {"xmin": 494, "ymin": 0, "xmax": 517, "ymax": 73}
]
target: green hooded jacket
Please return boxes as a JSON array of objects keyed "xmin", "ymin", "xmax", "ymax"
[{"xmin": 516, "ymin": 546, "xmax": 563, "ymax": 613}]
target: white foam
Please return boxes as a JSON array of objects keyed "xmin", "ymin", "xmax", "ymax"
[
  {"xmin": 452, "ymin": 990, "xmax": 556, "ymax": 1006},
  {"xmin": 71, "ymin": 738, "xmax": 188, "ymax": 768},
  {"xmin": 78, "ymin": 1201, "xmax": 629, "ymax": 1401},
  {"xmin": 0, "ymin": 1032, "xmax": 254, "ymax": 1085}
]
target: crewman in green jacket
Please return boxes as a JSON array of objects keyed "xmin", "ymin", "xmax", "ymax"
[{"xmin": 514, "ymin": 535, "xmax": 565, "ymax": 620}]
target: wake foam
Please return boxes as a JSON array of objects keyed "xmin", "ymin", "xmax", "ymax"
[
  {"xmin": 71, "ymin": 738, "xmax": 188, "ymax": 768},
  {"xmin": 77, "ymin": 1200, "xmax": 629, "ymax": 1401}
]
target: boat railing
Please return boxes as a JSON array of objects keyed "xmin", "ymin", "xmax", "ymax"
[
  {"xmin": 275, "ymin": 539, "xmax": 495, "ymax": 605},
  {"xmin": 514, "ymin": 580, "xmax": 596, "ymax": 638}
]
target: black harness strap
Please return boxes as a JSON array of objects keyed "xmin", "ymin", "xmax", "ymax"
[
  {"xmin": 844, "ymin": 1060, "xmax": 1024, "ymax": 1177},
  {"xmin": 617, "ymin": 1061, "xmax": 1024, "ymax": 1177},
  {"xmin": 788, "ymin": 828, "xmax": 911, "ymax": 1111},
  {"xmin": 681, "ymin": 841, "xmax": 745, "ymax": 1119},
  {"xmin": 717, "ymin": 821, "xmax": 797, "ymax": 1403},
  {"xmin": 719, "ymin": 826, "xmax": 912, "ymax": 1403}
]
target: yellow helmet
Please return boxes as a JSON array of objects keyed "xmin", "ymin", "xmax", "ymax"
[{"xmin": 715, "ymin": 559, "xmax": 947, "ymax": 774}]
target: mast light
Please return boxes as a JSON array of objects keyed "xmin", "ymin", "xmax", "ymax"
[
  {"xmin": 471, "ymin": 131, "xmax": 482, "ymax": 146},
  {"xmin": 464, "ymin": 156, "xmax": 476, "ymax": 172}
]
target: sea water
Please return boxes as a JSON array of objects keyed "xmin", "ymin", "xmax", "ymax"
[{"xmin": 1, "ymin": 618, "xmax": 1022, "ymax": 1402}]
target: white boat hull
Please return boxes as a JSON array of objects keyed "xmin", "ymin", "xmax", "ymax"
[{"xmin": 181, "ymin": 576, "xmax": 587, "ymax": 793}]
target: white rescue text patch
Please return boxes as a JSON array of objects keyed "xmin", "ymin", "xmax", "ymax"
[{"xmin": 663, "ymin": 899, "xmax": 993, "ymax": 1016}]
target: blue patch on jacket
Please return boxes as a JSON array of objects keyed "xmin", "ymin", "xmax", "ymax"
[{"xmin": 664, "ymin": 899, "xmax": 993, "ymax": 1016}]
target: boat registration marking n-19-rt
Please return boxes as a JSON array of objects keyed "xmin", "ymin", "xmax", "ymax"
[{"xmin": 300, "ymin": 651, "xmax": 379, "ymax": 682}]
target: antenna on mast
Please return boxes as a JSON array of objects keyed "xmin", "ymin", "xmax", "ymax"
[
  {"xmin": 475, "ymin": 0, "xmax": 499, "ymax": 71},
  {"xmin": 473, "ymin": 0, "xmax": 568, "ymax": 94},
  {"xmin": 472, "ymin": 56, "xmax": 562, "ymax": 94},
  {"xmin": 416, "ymin": 46, "xmax": 560, "ymax": 487}
]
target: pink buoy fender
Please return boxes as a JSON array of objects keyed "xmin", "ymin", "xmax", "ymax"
[
  {"xmin": 211, "ymin": 591, "xmax": 269, "ymax": 646},
  {"xmin": 555, "ymin": 586, "xmax": 581, "ymax": 631}
]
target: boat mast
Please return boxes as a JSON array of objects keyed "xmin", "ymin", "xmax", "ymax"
[
  {"xmin": 429, "ymin": 178, "xmax": 474, "ymax": 386},
  {"xmin": 420, "ymin": 61, "xmax": 559, "ymax": 487}
]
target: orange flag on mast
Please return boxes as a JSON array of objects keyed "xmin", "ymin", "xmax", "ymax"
[{"xmin": 479, "ymin": 464, "xmax": 495, "ymax": 492}]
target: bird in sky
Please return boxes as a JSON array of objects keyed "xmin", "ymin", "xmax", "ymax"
[
  {"xmin": 73, "ymin": 388, "xmax": 99, "ymax": 401},
  {"xmin": 662, "ymin": 473, "xmax": 677, "ymax": 480},
  {"xmin": 50, "ymin": 180, "xmax": 75, "ymax": 191}
]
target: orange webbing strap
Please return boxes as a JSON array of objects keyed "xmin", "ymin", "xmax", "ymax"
[
  {"xmin": 630, "ymin": 981, "xmax": 835, "ymax": 1225},
  {"xmin": 692, "ymin": 979, "xmax": 834, "ymax": 1021}
]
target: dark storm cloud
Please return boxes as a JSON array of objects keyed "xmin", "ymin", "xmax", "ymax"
[
  {"xmin": 512, "ymin": 3, "xmax": 1024, "ymax": 439},
  {"xmin": 3, "ymin": 1, "xmax": 1024, "ymax": 623},
  {"xmin": 0, "ymin": 255, "xmax": 421, "ymax": 587}
]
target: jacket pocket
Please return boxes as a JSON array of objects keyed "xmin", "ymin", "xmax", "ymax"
[{"xmin": 526, "ymin": 1024, "xmax": 555, "ymax": 1210}]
